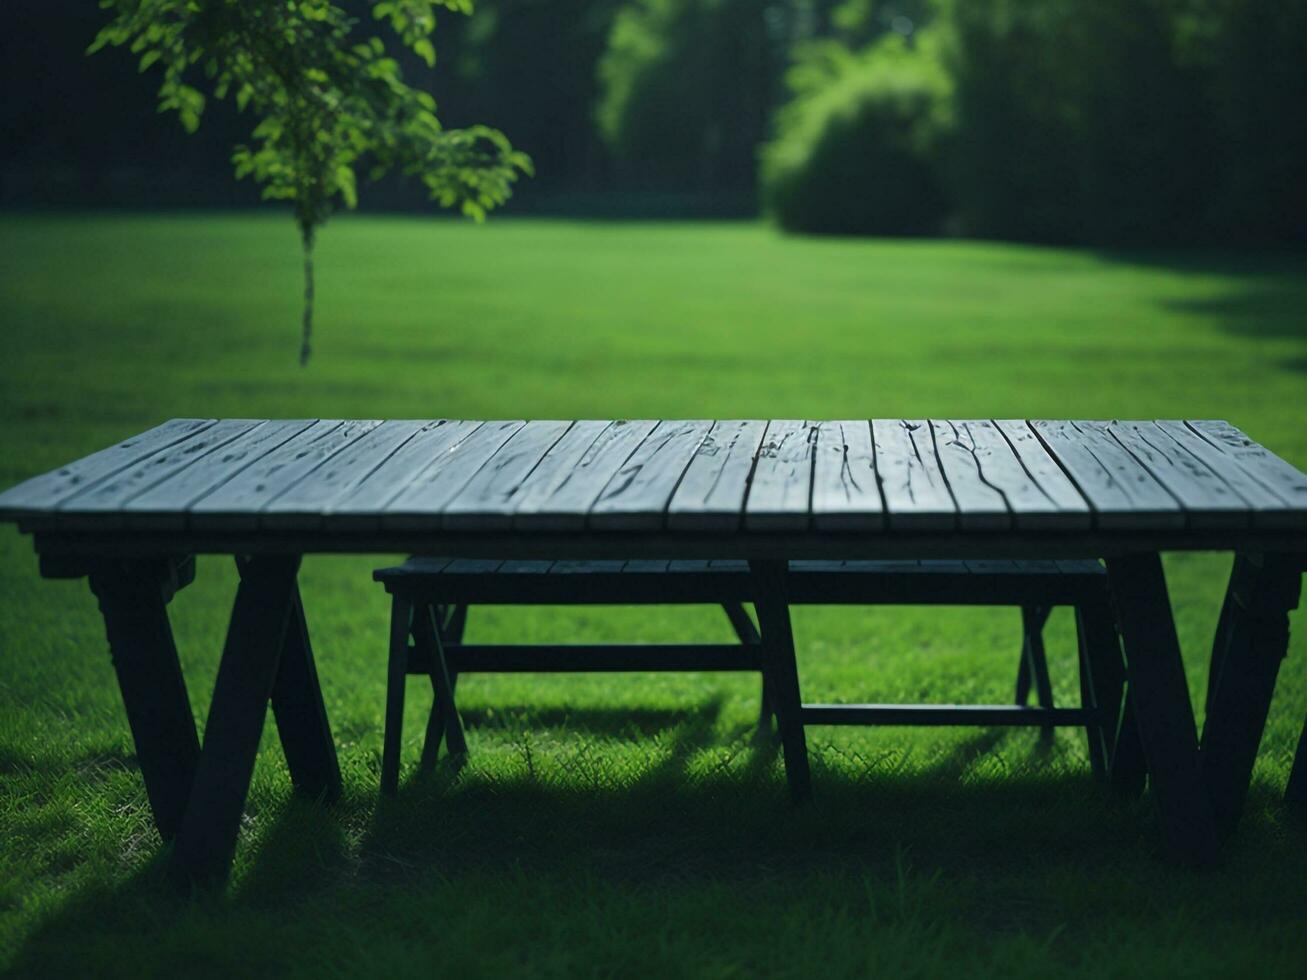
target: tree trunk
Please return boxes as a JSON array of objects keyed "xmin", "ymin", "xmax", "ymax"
[{"xmin": 299, "ymin": 225, "xmax": 315, "ymax": 367}]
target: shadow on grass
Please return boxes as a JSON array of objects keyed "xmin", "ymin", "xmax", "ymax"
[
  {"xmin": 7, "ymin": 718, "xmax": 1307, "ymax": 977},
  {"xmin": 1095, "ymin": 247, "xmax": 1307, "ymax": 370}
]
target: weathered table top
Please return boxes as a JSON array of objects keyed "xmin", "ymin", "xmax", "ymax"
[{"xmin": 3, "ymin": 419, "xmax": 1306, "ymax": 559}]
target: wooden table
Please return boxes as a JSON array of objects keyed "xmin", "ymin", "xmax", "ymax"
[{"xmin": 2, "ymin": 418, "xmax": 1304, "ymax": 882}]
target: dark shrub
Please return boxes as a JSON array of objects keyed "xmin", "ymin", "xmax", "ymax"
[{"xmin": 761, "ymin": 35, "xmax": 953, "ymax": 235}]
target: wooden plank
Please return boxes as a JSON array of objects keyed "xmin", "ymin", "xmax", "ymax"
[
  {"xmin": 261, "ymin": 420, "xmax": 432, "ymax": 530},
  {"xmin": 512, "ymin": 420, "xmax": 658, "ymax": 530},
  {"xmin": 122, "ymin": 420, "xmax": 317, "ymax": 529},
  {"xmin": 930, "ymin": 420, "xmax": 1011, "ymax": 530},
  {"xmin": 441, "ymin": 420, "xmax": 575, "ymax": 530},
  {"xmin": 1155, "ymin": 421, "xmax": 1303, "ymax": 529},
  {"xmin": 1186, "ymin": 420, "xmax": 1307, "ymax": 526},
  {"xmin": 871, "ymin": 419, "xmax": 956, "ymax": 530},
  {"xmin": 552, "ymin": 560, "xmax": 627, "ymax": 574},
  {"xmin": 189, "ymin": 420, "xmax": 381, "ymax": 529},
  {"xmin": 623, "ymin": 559, "xmax": 669, "ymax": 572},
  {"xmin": 993, "ymin": 420, "xmax": 1093, "ymax": 529},
  {"xmin": 590, "ymin": 420, "xmax": 712, "ymax": 530},
  {"xmin": 0, "ymin": 418, "xmax": 217, "ymax": 520},
  {"xmin": 667, "ymin": 420, "xmax": 767, "ymax": 531},
  {"xmin": 443, "ymin": 559, "xmax": 504, "ymax": 574},
  {"xmin": 501, "ymin": 420, "xmax": 610, "ymax": 528},
  {"xmin": 811, "ymin": 420, "xmax": 884, "ymax": 531},
  {"xmin": 1031, "ymin": 420, "xmax": 1184, "ymax": 530},
  {"xmin": 745, "ymin": 420, "xmax": 818, "ymax": 531},
  {"xmin": 324, "ymin": 420, "xmax": 482, "ymax": 530},
  {"xmin": 1098, "ymin": 421, "xmax": 1252, "ymax": 529},
  {"xmin": 382, "ymin": 421, "xmax": 526, "ymax": 529},
  {"xmin": 56, "ymin": 420, "xmax": 266, "ymax": 528},
  {"xmin": 944, "ymin": 419, "xmax": 1092, "ymax": 530}
]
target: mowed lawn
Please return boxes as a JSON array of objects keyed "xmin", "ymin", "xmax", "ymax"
[{"xmin": 1, "ymin": 213, "xmax": 1305, "ymax": 977}]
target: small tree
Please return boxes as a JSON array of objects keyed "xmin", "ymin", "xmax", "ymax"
[{"xmin": 92, "ymin": 0, "xmax": 532, "ymax": 365}]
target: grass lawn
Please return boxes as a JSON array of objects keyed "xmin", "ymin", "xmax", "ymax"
[{"xmin": 1, "ymin": 212, "xmax": 1305, "ymax": 978}]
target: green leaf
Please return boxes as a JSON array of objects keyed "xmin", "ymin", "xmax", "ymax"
[{"xmin": 335, "ymin": 164, "xmax": 358, "ymax": 208}]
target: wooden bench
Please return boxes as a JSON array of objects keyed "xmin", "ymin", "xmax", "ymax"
[{"xmin": 374, "ymin": 557, "xmax": 1123, "ymax": 795}]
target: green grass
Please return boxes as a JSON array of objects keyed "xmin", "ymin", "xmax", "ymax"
[{"xmin": 1, "ymin": 213, "xmax": 1306, "ymax": 978}]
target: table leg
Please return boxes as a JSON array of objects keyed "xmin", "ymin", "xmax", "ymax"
[
  {"xmin": 749, "ymin": 560, "xmax": 811, "ymax": 802},
  {"xmin": 171, "ymin": 555, "xmax": 301, "ymax": 886},
  {"xmin": 1105, "ymin": 553, "xmax": 1219, "ymax": 866},
  {"xmin": 720, "ymin": 602, "xmax": 772, "ymax": 732},
  {"xmin": 1021, "ymin": 605, "xmax": 1055, "ymax": 741},
  {"xmin": 1204, "ymin": 561, "xmax": 1237, "ymax": 717},
  {"xmin": 1200, "ymin": 552, "xmax": 1301, "ymax": 838},
  {"xmin": 270, "ymin": 579, "xmax": 341, "ymax": 802},
  {"xmin": 88, "ymin": 559, "xmax": 201, "ymax": 841}
]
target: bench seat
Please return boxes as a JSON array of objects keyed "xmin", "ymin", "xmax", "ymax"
[{"xmin": 374, "ymin": 557, "xmax": 1107, "ymax": 605}]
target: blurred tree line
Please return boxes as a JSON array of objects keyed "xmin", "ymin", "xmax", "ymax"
[{"xmin": 3, "ymin": 0, "xmax": 1304, "ymax": 243}]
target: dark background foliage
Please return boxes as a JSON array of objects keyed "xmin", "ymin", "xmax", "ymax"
[{"xmin": 3, "ymin": 0, "xmax": 1306, "ymax": 242}]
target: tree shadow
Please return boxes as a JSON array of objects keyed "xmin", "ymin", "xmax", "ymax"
[
  {"xmin": 1093, "ymin": 247, "xmax": 1307, "ymax": 370},
  {"xmin": 7, "ymin": 718, "xmax": 1307, "ymax": 977}
]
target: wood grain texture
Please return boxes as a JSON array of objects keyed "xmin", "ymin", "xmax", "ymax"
[
  {"xmin": 504, "ymin": 421, "xmax": 611, "ymax": 528},
  {"xmin": 512, "ymin": 420, "xmax": 658, "ymax": 531},
  {"xmin": 811, "ymin": 420, "xmax": 884, "ymax": 531},
  {"xmin": 1032, "ymin": 420, "xmax": 1184, "ymax": 530},
  {"xmin": 745, "ymin": 420, "xmax": 818, "ymax": 531},
  {"xmin": 1154, "ymin": 421, "xmax": 1303, "ymax": 528},
  {"xmin": 667, "ymin": 419, "xmax": 767, "ymax": 531},
  {"xmin": 58, "ymin": 420, "xmax": 267, "ymax": 528},
  {"xmin": 590, "ymin": 420, "xmax": 712, "ymax": 530},
  {"xmin": 382, "ymin": 421, "xmax": 525, "ymax": 529},
  {"xmin": 4, "ymin": 418, "xmax": 1304, "ymax": 540},
  {"xmin": 0, "ymin": 418, "xmax": 217, "ymax": 520},
  {"xmin": 441, "ymin": 420, "xmax": 575, "ymax": 530},
  {"xmin": 1100, "ymin": 421, "xmax": 1252, "ymax": 529},
  {"xmin": 930, "ymin": 420, "xmax": 1012, "ymax": 530},
  {"xmin": 262, "ymin": 420, "xmax": 431, "ymax": 530},
  {"xmin": 324, "ymin": 420, "xmax": 482, "ymax": 530},
  {"xmin": 993, "ymin": 420, "xmax": 1093, "ymax": 529},
  {"xmin": 1186, "ymin": 421, "xmax": 1307, "ymax": 527},
  {"xmin": 872, "ymin": 419, "xmax": 956, "ymax": 530},
  {"xmin": 123, "ymin": 420, "xmax": 317, "ymax": 530},
  {"xmin": 189, "ymin": 420, "xmax": 381, "ymax": 530}
]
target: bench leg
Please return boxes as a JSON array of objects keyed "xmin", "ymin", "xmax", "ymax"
[
  {"xmin": 1019, "ymin": 605, "xmax": 1055, "ymax": 741},
  {"xmin": 417, "ymin": 601, "xmax": 465, "ymax": 769},
  {"xmin": 1287, "ymin": 718, "xmax": 1307, "ymax": 810},
  {"xmin": 381, "ymin": 594, "xmax": 412, "ymax": 797},
  {"xmin": 414, "ymin": 601, "xmax": 467, "ymax": 763},
  {"xmin": 1105, "ymin": 553, "xmax": 1219, "ymax": 866},
  {"xmin": 414, "ymin": 603, "xmax": 468, "ymax": 768},
  {"xmin": 420, "ymin": 669, "xmax": 461, "ymax": 770},
  {"xmin": 721, "ymin": 602, "xmax": 772, "ymax": 733},
  {"xmin": 269, "ymin": 580, "xmax": 341, "ymax": 802},
  {"xmin": 1075, "ymin": 595, "xmax": 1125, "ymax": 783},
  {"xmin": 171, "ymin": 555, "xmax": 303, "ymax": 886},
  {"xmin": 1200, "ymin": 552, "xmax": 1300, "ymax": 838},
  {"xmin": 749, "ymin": 561, "xmax": 811, "ymax": 802},
  {"xmin": 88, "ymin": 560, "xmax": 202, "ymax": 842}
]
